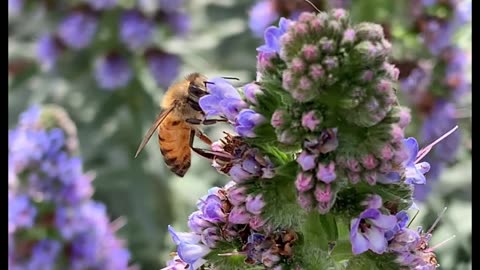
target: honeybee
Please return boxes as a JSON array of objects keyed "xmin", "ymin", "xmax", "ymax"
[{"xmin": 134, "ymin": 73, "xmax": 228, "ymax": 177}]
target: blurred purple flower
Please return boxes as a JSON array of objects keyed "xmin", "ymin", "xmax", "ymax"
[
  {"xmin": 9, "ymin": 0, "xmax": 23, "ymax": 15},
  {"xmin": 36, "ymin": 34, "xmax": 62, "ymax": 70},
  {"xmin": 421, "ymin": 100, "xmax": 460, "ymax": 163},
  {"xmin": 248, "ymin": 0, "xmax": 279, "ymax": 37},
  {"xmin": 120, "ymin": 10, "xmax": 154, "ymax": 50},
  {"xmin": 94, "ymin": 54, "xmax": 132, "ymax": 90},
  {"xmin": 165, "ymin": 11, "xmax": 191, "ymax": 36},
  {"xmin": 8, "ymin": 195, "xmax": 37, "ymax": 231},
  {"xmin": 147, "ymin": 52, "xmax": 181, "ymax": 89},
  {"xmin": 58, "ymin": 12, "xmax": 98, "ymax": 49}
]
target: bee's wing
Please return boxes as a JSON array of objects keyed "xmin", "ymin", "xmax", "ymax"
[{"xmin": 134, "ymin": 104, "xmax": 177, "ymax": 158}]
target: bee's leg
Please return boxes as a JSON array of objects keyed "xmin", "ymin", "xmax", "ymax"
[
  {"xmin": 195, "ymin": 129, "xmax": 213, "ymax": 145},
  {"xmin": 186, "ymin": 117, "xmax": 228, "ymax": 125},
  {"xmin": 189, "ymin": 130, "xmax": 231, "ymax": 161}
]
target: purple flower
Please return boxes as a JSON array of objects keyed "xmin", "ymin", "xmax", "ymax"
[
  {"xmin": 8, "ymin": 195, "xmax": 37, "ymax": 231},
  {"xmin": 248, "ymin": 0, "xmax": 279, "ymax": 37},
  {"xmin": 199, "ymin": 77, "xmax": 248, "ymax": 121},
  {"xmin": 403, "ymin": 138, "xmax": 430, "ymax": 185},
  {"xmin": 295, "ymin": 172, "xmax": 314, "ymax": 192},
  {"xmin": 316, "ymin": 161, "xmax": 336, "ymax": 183},
  {"xmin": 168, "ymin": 225, "xmax": 210, "ymax": 267},
  {"xmin": 94, "ymin": 54, "xmax": 132, "ymax": 90},
  {"xmin": 84, "ymin": 0, "xmax": 117, "ymax": 10},
  {"xmin": 301, "ymin": 111, "xmax": 322, "ymax": 131},
  {"xmin": 229, "ymin": 164, "xmax": 253, "ymax": 183},
  {"xmin": 228, "ymin": 205, "xmax": 251, "ymax": 224},
  {"xmin": 350, "ymin": 208, "xmax": 397, "ymax": 254},
  {"xmin": 296, "ymin": 151, "xmax": 316, "ymax": 171},
  {"xmin": 385, "ymin": 211, "xmax": 409, "ymax": 240},
  {"xmin": 388, "ymin": 227, "xmax": 420, "ymax": 254},
  {"xmin": 58, "ymin": 12, "xmax": 98, "ymax": 49},
  {"xmin": 245, "ymin": 194, "xmax": 265, "ymax": 215},
  {"xmin": 243, "ymin": 83, "xmax": 262, "ymax": 104},
  {"xmin": 187, "ymin": 211, "xmax": 211, "ymax": 233},
  {"xmin": 201, "ymin": 194, "xmax": 226, "ymax": 223},
  {"xmin": 120, "ymin": 10, "xmax": 154, "ymax": 50},
  {"xmin": 27, "ymin": 240, "xmax": 61, "ymax": 269},
  {"xmin": 227, "ymin": 185, "xmax": 247, "ymax": 206},
  {"xmin": 257, "ymin": 18, "xmax": 292, "ymax": 54},
  {"xmin": 36, "ymin": 34, "xmax": 63, "ymax": 71},
  {"xmin": 201, "ymin": 227, "xmax": 221, "ymax": 248},
  {"xmin": 146, "ymin": 51, "xmax": 181, "ymax": 89},
  {"xmin": 235, "ymin": 109, "xmax": 266, "ymax": 138},
  {"xmin": 378, "ymin": 137, "xmax": 430, "ymax": 185}
]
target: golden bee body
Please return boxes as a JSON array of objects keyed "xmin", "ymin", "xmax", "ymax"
[{"xmin": 135, "ymin": 73, "xmax": 212, "ymax": 177}]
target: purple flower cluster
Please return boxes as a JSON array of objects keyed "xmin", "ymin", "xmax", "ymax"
[
  {"xmin": 410, "ymin": 0, "xmax": 471, "ymax": 56},
  {"xmin": 167, "ymin": 182, "xmax": 296, "ymax": 269},
  {"xmin": 295, "ymin": 128, "xmax": 339, "ymax": 213},
  {"xmin": 349, "ymin": 195, "xmax": 441, "ymax": 269},
  {"xmin": 8, "ymin": 105, "xmax": 130, "ymax": 269},
  {"xmin": 210, "ymin": 133, "xmax": 275, "ymax": 183},
  {"xmin": 397, "ymin": 0, "xmax": 471, "ymax": 199},
  {"xmin": 388, "ymin": 227, "xmax": 440, "ymax": 269},
  {"xmin": 34, "ymin": 1, "xmax": 190, "ymax": 90}
]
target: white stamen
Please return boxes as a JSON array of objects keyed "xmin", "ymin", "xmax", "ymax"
[
  {"xmin": 304, "ymin": 0, "xmax": 321, "ymax": 12},
  {"xmin": 416, "ymin": 126, "xmax": 459, "ymax": 163},
  {"xmin": 110, "ymin": 216, "xmax": 127, "ymax": 231},
  {"xmin": 426, "ymin": 235, "xmax": 456, "ymax": 252},
  {"xmin": 427, "ymin": 207, "xmax": 447, "ymax": 234},
  {"xmin": 407, "ymin": 209, "xmax": 420, "ymax": 228}
]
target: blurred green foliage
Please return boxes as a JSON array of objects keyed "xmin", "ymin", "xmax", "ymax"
[{"xmin": 9, "ymin": 0, "xmax": 470, "ymax": 269}]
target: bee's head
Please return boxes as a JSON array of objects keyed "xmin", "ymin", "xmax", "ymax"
[{"xmin": 185, "ymin": 73, "xmax": 209, "ymax": 112}]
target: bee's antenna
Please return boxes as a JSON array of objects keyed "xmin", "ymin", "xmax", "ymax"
[
  {"xmin": 304, "ymin": 0, "xmax": 321, "ymax": 13},
  {"xmin": 221, "ymin": 76, "xmax": 240, "ymax": 80},
  {"xmin": 204, "ymin": 81, "xmax": 215, "ymax": 85}
]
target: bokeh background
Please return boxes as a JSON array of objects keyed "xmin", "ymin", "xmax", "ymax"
[{"xmin": 8, "ymin": 0, "xmax": 471, "ymax": 269}]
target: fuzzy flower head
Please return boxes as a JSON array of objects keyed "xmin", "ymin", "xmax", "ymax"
[
  {"xmin": 36, "ymin": 34, "xmax": 64, "ymax": 71},
  {"xmin": 248, "ymin": 0, "xmax": 279, "ymax": 37},
  {"xmin": 145, "ymin": 49, "xmax": 181, "ymax": 89},
  {"xmin": 57, "ymin": 11, "xmax": 98, "ymax": 50},
  {"xmin": 9, "ymin": 105, "xmax": 130, "ymax": 269},
  {"xmin": 120, "ymin": 10, "xmax": 154, "ymax": 50},
  {"xmin": 94, "ymin": 53, "xmax": 132, "ymax": 90}
]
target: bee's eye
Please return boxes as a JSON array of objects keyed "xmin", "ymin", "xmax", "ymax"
[{"xmin": 188, "ymin": 84, "xmax": 207, "ymax": 98}]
